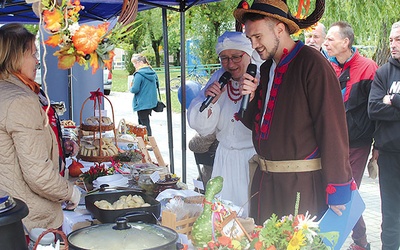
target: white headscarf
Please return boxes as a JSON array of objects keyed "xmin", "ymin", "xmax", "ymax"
[{"xmin": 215, "ymin": 31, "xmax": 254, "ymax": 56}]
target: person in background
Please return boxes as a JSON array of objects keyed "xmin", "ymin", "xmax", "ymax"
[
  {"xmin": 304, "ymin": 22, "xmax": 328, "ymax": 58},
  {"xmin": 324, "ymin": 21, "xmax": 378, "ymax": 250},
  {"xmin": 130, "ymin": 54, "xmax": 158, "ymax": 136},
  {"xmin": 233, "ymin": 0, "xmax": 354, "ymax": 225},
  {"xmin": 0, "ymin": 23, "xmax": 80, "ymax": 232},
  {"xmin": 187, "ymin": 31, "xmax": 260, "ymax": 217},
  {"xmin": 368, "ymin": 20, "xmax": 400, "ymax": 250}
]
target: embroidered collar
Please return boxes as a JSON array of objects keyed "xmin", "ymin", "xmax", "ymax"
[{"xmin": 255, "ymin": 41, "xmax": 304, "ymax": 142}]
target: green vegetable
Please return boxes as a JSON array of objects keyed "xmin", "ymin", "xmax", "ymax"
[{"xmin": 191, "ymin": 176, "xmax": 223, "ymax": 247}]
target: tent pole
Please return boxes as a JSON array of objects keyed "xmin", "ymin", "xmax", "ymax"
[
  {"xmin": 180, "ymin": 7, "xmax": 187, "ymax": 183},
  {"xmin": 68, "ymin": 68, "xmax": 73, "ymax": 120},
  {"xmin": 162, "ymin": 8, "xmax": 175, "ymax": 173}
]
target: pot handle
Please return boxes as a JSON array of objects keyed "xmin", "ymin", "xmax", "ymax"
[{"xmin": 123, "ymin": 211, "xmax": 158, "ymax": 224}]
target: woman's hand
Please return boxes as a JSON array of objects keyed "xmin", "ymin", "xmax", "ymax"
[
  {"xmin": 65, "ymin": 185, "xmax": 81, "ymax": 210},
  {"xmin": 204, "ymin": 81, "xmax": 226, "ymax": 104}
]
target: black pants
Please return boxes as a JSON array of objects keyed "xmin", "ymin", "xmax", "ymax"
[
  {"xmin": 137, "ymin": 109, "xmax": 152, "ymax": 136},
  {"xmin": 378, "ymin": 150, "xmax": 400, "ymax": 250}
]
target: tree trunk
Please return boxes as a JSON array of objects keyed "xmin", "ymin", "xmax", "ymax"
[{"xmin": 373, "ymin": 21, "xmax": 391, "ymax": 66}]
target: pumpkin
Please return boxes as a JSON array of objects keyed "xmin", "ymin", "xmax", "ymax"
[{"xmin": 72, "ymin": 25, "xmax": 101, "ymax": 55}]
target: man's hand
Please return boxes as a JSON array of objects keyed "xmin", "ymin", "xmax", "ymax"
[
  {"xmin": 330, "ymin": 204, "xmax": 346, "ymax": 216},
  {"xmin": 240, "ymin": 72, "xmax": 258, "ymax": 102},
  {"xmin": 383, "ymin": 94, "xmax": 392, "ymax": 105}
]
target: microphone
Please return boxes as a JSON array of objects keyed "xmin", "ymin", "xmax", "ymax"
[
  {"xmin": 199, "ymin": 71, "xmax": 232, "ymax": 112},
  {"xmin": 238, "ymin": 63, "xmax": 257, "ymax": 118}
]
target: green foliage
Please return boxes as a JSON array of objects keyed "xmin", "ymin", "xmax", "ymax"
[
  {"xmin": 24, "ymin": 24, "xmax": 39, "ymax": 35},
  {"xmin": 187, "ymin": 1, "xmax": 238, "ymax": 65},
  {"xmin": 118, "ymin": 0, "xmax": 399, "ymax": 73}
]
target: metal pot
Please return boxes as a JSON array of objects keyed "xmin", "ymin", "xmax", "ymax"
[
  {"xmin": 0, "ymin": 190, "xmax": 29, "ymax": 250},
  {"xmin": 67, "ymin": 217, "xmax": 180, "ymax": 250},
  {"xmin": 85, "ymin": 190, "xmax": 161, "ymax": 224}
]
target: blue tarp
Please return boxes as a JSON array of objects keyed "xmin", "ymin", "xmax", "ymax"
[{"xmin": 0, "ymin": 0, "xmax": 218, "ymax": 23}]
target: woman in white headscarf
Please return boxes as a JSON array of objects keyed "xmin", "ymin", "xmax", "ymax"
[{"xmin": 187, "ymin": 31, "xmax": 262, "ymax": 217}]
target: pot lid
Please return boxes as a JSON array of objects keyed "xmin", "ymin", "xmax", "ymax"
[
  {"xmin": 0, "ymin": 190, "xmax": 16, "ymax": 213},
  {"xmin": 68, "ymin": 217, "xmax": 178, "ymax": 250}
]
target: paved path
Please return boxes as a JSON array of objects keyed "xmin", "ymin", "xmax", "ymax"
[{"xmin": 105, "ymin": 91, "xmax": 383, "ymax": 250}]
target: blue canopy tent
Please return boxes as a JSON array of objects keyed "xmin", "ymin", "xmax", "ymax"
[{"xmin": 0, "ymin": 0, "xmax": 222, "ymax": 183}]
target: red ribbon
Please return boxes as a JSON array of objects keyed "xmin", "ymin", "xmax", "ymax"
[{"xmin": 89, "ymin": 88, "xmax": 104, "ymax": 110}]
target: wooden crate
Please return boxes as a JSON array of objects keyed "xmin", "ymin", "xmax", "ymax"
[{"xmin": 161, "ymin": 210, "xmax": 199, "ymax": 238}]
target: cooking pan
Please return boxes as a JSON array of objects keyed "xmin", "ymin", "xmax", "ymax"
[
  {"xmin": 85, "ymin": 190, "xmax": 161, "ymax": 224},
  {"xmin": 67, "ymin": 217, "xmax": 182, "ymax": 250}
]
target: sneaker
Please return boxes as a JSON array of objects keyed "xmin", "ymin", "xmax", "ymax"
[{"xmin": 348, "ymin": 243, "xmax": 371, "ymax": 250}]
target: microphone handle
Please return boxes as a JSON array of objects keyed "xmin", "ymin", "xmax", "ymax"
[
  {"xmin": 238, "ymin": 63, "xmax": 257, "ymax": 118},
  {"xmin": 238, "ymin": 94, "xmax": 250, "ymax": 118},
  {"xmin": 199, "ymin": 81, "xmax": 228, "ymax": 112}
]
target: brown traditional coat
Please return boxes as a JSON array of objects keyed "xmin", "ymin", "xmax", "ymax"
[{"xmin": 241, "ymin": 42, "xmax": 353, "ymax": 224}]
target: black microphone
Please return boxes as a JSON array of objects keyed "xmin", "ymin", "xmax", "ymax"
[
  {"xmin": 199, "ymin": 71, "xmax": 232, "ymax": 112},
  {"xmin": 238, "ymin": 63, "xmax": 257, "ymax": 118}
]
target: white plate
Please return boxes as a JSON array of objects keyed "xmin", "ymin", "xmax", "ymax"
[{"xmin": 93, "ymin": 175, "xmax": 129, "ymax": 188}]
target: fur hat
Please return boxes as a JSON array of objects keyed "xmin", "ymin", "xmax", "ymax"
[{"xmin": 233, "ymin": 0, "xmax": 325, "ymax": 35}]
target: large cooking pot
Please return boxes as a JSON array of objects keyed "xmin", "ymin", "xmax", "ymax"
[
  {"xmin": 85, "ymin": 189, "xmax": 161, "ymax": 224},
  {"xmin": 0, "ymin": 190, "xmax": 29, "ymax": 250},
  {"xmin": 67, "ymin": 217, "xmax": 180, "ymax": 250}
]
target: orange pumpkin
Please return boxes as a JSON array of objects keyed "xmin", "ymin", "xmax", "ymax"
[{"xmin": 72, "ymin": 25, "xmax": 101, "ymax": 55}]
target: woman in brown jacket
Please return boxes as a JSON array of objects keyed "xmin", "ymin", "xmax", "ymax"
[{"xmin": 0, "ymin": 23, "xmax": 80, "ymax": 231}]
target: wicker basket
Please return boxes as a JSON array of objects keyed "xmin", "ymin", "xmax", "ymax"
[
  {"xmin": 80, "ymin": 123, "xmax": 115, "ymax": 132},
  {"xmin": 77, "ymin": 89, "xmax": 118, "ymax": 163},
  {"xmin": 33, "ymin": 228, "xmax": 68, "ymax": 250}
]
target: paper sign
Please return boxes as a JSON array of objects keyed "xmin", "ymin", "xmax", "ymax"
[
  {"xmin": 150, "ymin": 171, "xmax": 160, "ymax": 183},
  {"xmin": 94, "ymin": 110, "xmax": 107, "ymax": 117},
  {"xmin": 318, "ymin": 189, "xmax": 365, "ymax": 250},
  {"xmin": 193, "ymin": 179, "xmax": 204, "ymax": 191}
]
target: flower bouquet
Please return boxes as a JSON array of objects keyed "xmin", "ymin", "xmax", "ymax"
[
  {"xmin": 201, "ymin": 193, "xmax": 338, "ymax": 250},
  {"xmin": 248, "ymin": 212, "xmax": 337, "ymax": 250},
  {"xmin": 39, "ymin": 0, "xmax": 138, "ymax": 73}
]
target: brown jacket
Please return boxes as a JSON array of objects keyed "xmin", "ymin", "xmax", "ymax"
[
  {"xmin": 241, "ymin": 43, "xmax": 353, "ymax": 223},
  {"xmin": 0, "ymin": 75, "xmax": 74, "ymax": 231}
]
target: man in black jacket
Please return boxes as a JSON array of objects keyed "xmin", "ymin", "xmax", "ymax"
[{"xmin": 368, "ymin": 20, "xmax": 400, "ymax": 250}]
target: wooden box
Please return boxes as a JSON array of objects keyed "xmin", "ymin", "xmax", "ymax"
[{"xmin": 161, "ymin": 210, "xmax": 199, "ymax": 238}]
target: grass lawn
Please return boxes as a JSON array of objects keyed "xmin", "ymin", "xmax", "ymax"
[{"xmin": 111, "ymin": 69, "xmax": 189, "ymax": 113}]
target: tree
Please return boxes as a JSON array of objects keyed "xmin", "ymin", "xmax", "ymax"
[
  {"xmin": 124, "ymin": 0, "xmax": 399, "ymax": 68},
  {"xmin": 137, "ymin": 8, "xmax": 164, "ymax": 67},
  {"xmin": 187, "ymin": 0, "xmax": 240, "ymax": 65},
  {"xmin": 287, "ymin": 0, "xmax": 398, "ymax": 65}
]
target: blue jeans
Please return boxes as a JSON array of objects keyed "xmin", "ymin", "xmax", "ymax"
[{"xmin": 378, "ymin": 151, "xmax": 400, "ymax": 250}]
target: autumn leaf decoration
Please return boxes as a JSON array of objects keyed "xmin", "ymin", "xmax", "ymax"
[
  {"xmin": 40, "ymin": 0, "xmax": 137, "ymax": 73},
  {"xmin": 292, "ymin": 0, "xmax": 316, "ymax": 37}
]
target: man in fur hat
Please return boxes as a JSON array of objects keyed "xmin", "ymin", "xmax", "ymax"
[{"xmin": 233, "ymin": 0, "xmax": 355, "ymax": 224}]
